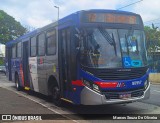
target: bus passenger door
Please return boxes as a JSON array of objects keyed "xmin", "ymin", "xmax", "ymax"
[
  {"xmin": 22, "ymin": 41, "xmax": 30, "ymax": 87},
  {"xmin": 60, "ymin": 28, "xmax": 72, "ymax": 99}
]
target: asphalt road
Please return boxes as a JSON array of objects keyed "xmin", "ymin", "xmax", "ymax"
[
  {"xmin": 0, "ymin": 73, "xmax": 160, "ymax": 122},
  {"xmin": 141, "ymin": 84, "xmax": 160, "ymax": 107}
]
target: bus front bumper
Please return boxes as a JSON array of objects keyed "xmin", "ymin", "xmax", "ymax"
[{"xmin": 81, "ymin": 83, "xmax": 150, "ymax": 105}]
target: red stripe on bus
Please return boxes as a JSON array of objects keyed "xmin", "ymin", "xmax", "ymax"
[
  {"xmin": 72, "ymin": 80, "xmax": 84, "ymax": 86},
  {"xmin": 95, "ymin": 82, "xmax": 118, "ymax": 88}
]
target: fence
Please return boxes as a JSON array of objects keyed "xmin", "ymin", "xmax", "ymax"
[{"xmin": 148, "ymin": 52, "xmax": 160, "ymax": 73}]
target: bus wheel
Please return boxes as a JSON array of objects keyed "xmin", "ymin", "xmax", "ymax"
[
  {"xmin": 51, "ymin": 86, "xmax": 62, "ymax": 106},
  {"xmin": 15, "ymin": 75, "xmax": 21, "ymax": 91}
]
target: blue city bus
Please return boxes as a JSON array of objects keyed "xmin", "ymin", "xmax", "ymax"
[{"xmin": 5, "ymin": 9, "xmax": 150, "ymax": 105}]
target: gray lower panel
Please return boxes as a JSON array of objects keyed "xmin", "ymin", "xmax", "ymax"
[
  {"xmin": 38, "ymin": 77, "xmax": 48, "ymax": 95},
  {"xmin": 81, "ymin": 87, "xmax": 103, "ymax": 105},
  {"xmin": 81, "ymin": 83, "xmax": 150, "ymax": 105}
]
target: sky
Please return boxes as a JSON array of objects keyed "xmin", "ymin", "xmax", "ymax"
[{"xmin": 0, "ymin": 0, "xmax": 160, "ymax": 29}]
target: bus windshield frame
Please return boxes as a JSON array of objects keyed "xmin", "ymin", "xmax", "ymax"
[{"xmin": 78, "ymin": 26, "xmax": 147, "ymax": 69}]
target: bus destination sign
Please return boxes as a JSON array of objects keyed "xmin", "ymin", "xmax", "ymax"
[{"xmin": 83, "ymin": 13, "xmax": 140, "ymax": 24}]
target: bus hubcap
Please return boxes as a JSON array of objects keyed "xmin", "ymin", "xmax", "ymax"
[{"xmin": 52, "ymin": 87, "xmax": 59, "ymax": 100}]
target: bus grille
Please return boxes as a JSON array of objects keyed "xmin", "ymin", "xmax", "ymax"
[
  {"xmin": 95, "ymin": 68, "xmax": 147, "ymax": 80},
  {"xmin": 104, "ymin": 89, "xmax": 144, "ymax": 99}
]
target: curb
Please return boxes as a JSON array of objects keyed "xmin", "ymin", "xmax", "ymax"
[{"xmin": 150, "ymin": 82, "xmax": 160, "ymax": 85}]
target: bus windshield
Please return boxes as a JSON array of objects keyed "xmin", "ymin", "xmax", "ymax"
[{"xmin": 80, "ymin": 28, "xmax": 147, "ymax": 68}]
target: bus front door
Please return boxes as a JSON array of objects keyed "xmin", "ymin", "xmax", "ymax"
[{"xmin": 60, "ymin": 28, "xmax": 72, "ymax": 99}]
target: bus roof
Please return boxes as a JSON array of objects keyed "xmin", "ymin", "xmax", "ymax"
[
  {"xmin": 6, "ymin": 30, "xmax": 38, "ymax": 47},
  {"xmin": 58, "ymin": 9, "xmax": 139, "ymax": 24},
  {"xmin": 6, "ymin": 9, "xmax": 140, "ymax": 47},
  {"xmin": 78, "ymin": 9, "xmax": 138, "ymax": 15}
]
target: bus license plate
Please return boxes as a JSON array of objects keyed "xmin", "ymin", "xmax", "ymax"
[{"xmin": 119, "ymin": 93, "xmax": 131, "ymax": 99}]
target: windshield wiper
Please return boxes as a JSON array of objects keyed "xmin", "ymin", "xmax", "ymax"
[
  {"xmin": 125, "ymin": 34, "xmax": 130, "ymax": 56},
  {"xmin": 98, "ymin": 27, "xmax": 117, "ymax": 56}
]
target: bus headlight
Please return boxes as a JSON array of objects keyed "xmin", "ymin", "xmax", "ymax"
[
  {"xmin": 93, "ymin": 84, "xmax": 100, "ymax": 93},
  {"xmin": 83, "ymin": 80, "xmax": 92, "ymax": 88},
  {"xmin": 83, "ymin": 80, "xmax": 100, "ymax": 93}
]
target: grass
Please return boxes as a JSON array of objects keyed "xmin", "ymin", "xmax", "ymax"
[{"xmin": 149, "ymin": 73, "xmax": 160, "ymax": 84}]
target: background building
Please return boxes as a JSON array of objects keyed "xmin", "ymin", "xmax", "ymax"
[{"xmin": 0, "ymin": 43, "xmax": 5, "ymax": 57}]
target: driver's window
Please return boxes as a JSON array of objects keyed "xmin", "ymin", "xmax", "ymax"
[{"xmin": 128, "ymin": 36, "xmax": 138, "ymax": 52}]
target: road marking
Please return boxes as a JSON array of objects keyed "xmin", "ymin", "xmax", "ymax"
[
  {"xmin": 2, "ymin": 87, "xmax": 79, "ymax": 123},
  {"xmin": 153, "ymin": 90, "xmax": 160, "ymax": 93}
]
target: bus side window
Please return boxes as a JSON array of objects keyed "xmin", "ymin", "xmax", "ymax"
[
  {"xmin": 30, "ymin": 36, "xmax": 37, "ymax": 57},
  {"xmin": 17, "ymin": 42, "xmax": 22, "ymax": 58},
  {"xmin": 38, "ymin": 33, "xmax": 45, "ymax": 56},
  {"xmin": 12, "ymin": 45, "xmax": 16, "ymax": 58},
  {"xmin": 46, "ymin": 30, "xmax": 56, "ymax": 55}
]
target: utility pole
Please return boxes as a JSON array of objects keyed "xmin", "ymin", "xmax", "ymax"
[
  {"xmin": 49, "ymin": 0, "xmax": 60, "ymax": 21},
  {"xmin": 54, "ymin": 6, "xmax": 59, "ymax": 21}
]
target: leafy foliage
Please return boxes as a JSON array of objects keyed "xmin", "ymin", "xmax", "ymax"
[
  {"xmin": 0, "ymin": 58, "xmax": 4, "ymax": 65},
  {"xmin": 0, "ymin": 10, "xmax": 27, "ymax": 44},
  {"xmin": 144, "ymin": 24, "xmax": 160, "ymax": 72},
  {"xmin": 144, "ymin": 24, "xmax": 160, "ymax": 52}
]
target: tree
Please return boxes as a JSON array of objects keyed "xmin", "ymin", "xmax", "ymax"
[
  {"xmin": 144, "ymin": 24, "xmax": 160, "ymax": 72},
  {"xmin": 144, "ymin": 24, "xmax": 160, "ymax": 52},
  {"xmin": 0, "ymin": 10, "xmax": 27, "ymax": 44}
]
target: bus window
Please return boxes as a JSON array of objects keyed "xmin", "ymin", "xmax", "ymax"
[
  {"xmin": 38, "ymin": 33, "xmax": 45, "ymax": 56},
  {"xmin": 30, "ymin": 36, "xmax": 37, "ymax": 57},
  {"xmin": 17, "ymin": 42, "xmax": 22, "ymax": 58},
  {"xmin": 12, "ymin": 45, "xmax": 16, "ymax": 58},
  {"xmin": 46, "ymin": 30, "xmax": 56, "ymax": 55}
]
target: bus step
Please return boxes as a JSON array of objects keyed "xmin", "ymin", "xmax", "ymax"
[{"xmin": 24, "ymin": 87, "xmax": 30, "ymax": 91}]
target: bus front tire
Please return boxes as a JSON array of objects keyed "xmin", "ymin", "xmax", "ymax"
[
  {"xmin": 15, "ymin": 75, "xmax": 21, "ymax": 91},
  {"xmin": 51, "ymin": 86, "xmax": 62, "ymax": 106}
]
